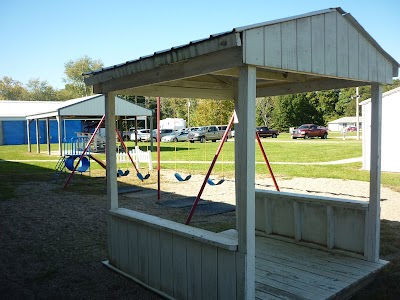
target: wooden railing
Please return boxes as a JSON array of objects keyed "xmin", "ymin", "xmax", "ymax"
[
  {"xmin": 255, "ymin": 190, "xmax": 369, "ymax": 256},
  {"xmin": 107, "ymin": 208, "xmax": 238, "ymax": 300}
]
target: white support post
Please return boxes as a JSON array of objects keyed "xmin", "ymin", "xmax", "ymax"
[
  {"xmin": 366, "ymin": 83, "xmax": 382, "ymax": 262},
  {"xmin": 26, "ymin": 120, "xmax": 31, "ymax": 152},
  {"xmin": 235, "ymin": 66, "xmax": 256, "ymax": 299},
  {"xmin": 35, "ymin": 119, "xmax": 40, "ymax": 153},
  {"xmin": 46, "ymin": 118, "xmax": 51, "ymax": 155},
  {"xmin": 105, "ymin": 93, "xmax": 118, "ymax": 210},
  {"xmin": 57, "ymin": 116, "xmax": 63, "ymax": 156}
]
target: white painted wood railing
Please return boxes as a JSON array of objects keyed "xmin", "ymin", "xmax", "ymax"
[
  {"xmin": 255, "ymin": 190, "xmax": 369, "ymax": 257},
  {"xmin": 107, "ymin": 208, "xmax": 238, "ymax": 300}
]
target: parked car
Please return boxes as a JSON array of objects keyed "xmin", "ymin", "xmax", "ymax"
[
  {"xmin": 216, "ymin": 125, "xmax": 233, "ymax": 139},
  {"xmin": 346, "ymin": 126, "xmax": 357, "ymax": 132},
  {"xmin": 291, "ymin": 124, "xmax": 328, "ymax": 139},
  {"xmin": 161, "ymin": 131, "xmax": 188, "ymax": 142},
  {"xmin": 152, "ymin": 129, "xmax": 174, "ymax": 141},
  {"xmin": 130, "ymin": 129, "xmax": 150, "ymax": 141},
  {"xmin": 256, "ymin": 126, "xmax": 279, "ymax": 138},
  {"xmin": 187, "ymin": 125, "xmax": 226, "ymax": 143}
]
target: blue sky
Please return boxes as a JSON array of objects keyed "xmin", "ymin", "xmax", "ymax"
[{"xmin": 1, "ymin": 0, "xmax": 399, "ymax": 89}]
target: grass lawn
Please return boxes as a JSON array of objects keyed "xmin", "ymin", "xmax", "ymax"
[{"xmin": 1, "ymin": 134, "xmax": 399, "ymax": 192}]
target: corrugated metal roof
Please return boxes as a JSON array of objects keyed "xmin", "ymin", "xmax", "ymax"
[
  {"xmin": 0, "ymin": 100, "xmax": 63, "ymax": 120},
  {"xmin": 84, "ymin": 7, "xmax": 399, "ymax": 78},
  {"xmin": 0, "ymin": 95, "xmax": 153, "ymax": 121}
]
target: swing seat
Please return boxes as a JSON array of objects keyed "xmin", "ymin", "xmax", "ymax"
[
  {"xmin": 207, "ymin": 178, "xmax": 225, "ymax": 186},
  {"xmin": 117, "ymin": 169, "xmax": 130, "ymax": 177},
  {"xmin": 174, "ymin": 173, "xmax": 192, "ymax": 182},
  {"xmin": 137, "ymin": 172, "xmax": 150, "ymax": 181}
]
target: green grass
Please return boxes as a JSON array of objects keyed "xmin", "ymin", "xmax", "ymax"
[{"xmin": 1, "ymin": 135, "xmax": 399, "ymax": 191}]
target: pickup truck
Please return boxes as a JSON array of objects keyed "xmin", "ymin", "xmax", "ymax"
[
  {"xmin": 256, "ymin": 126, "xmax": 279, "ymax": 138},
  {"xmin": 188, "ymin": 125, "xmax": 227, "ymax": 143},
  {"xmin": 291, "ymin": 124, "xmax": 328, "ymax": 139}
]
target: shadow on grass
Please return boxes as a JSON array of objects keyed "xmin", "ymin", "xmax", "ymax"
[{"xmin": 351, "ymin": 219, "xmax": 400, "ymax": 299}]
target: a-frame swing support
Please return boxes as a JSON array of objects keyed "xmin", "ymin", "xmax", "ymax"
[
  {"xmin": 185, "ymin": 113, "xmax": 280, "ymax": 224},
  {"xmin": 63, "ymin": 115, "xmax": 145, "ymax": 190}
]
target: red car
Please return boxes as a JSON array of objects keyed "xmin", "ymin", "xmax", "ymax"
[
  {"xmin": 346, "ymin": 126, "xmax": 357, "ymax": 132},
  {"xmin": 291, "ymin": 124, "xmax": 328, "ymax": 139}
]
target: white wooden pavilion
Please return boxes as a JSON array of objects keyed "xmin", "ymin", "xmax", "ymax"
[{"xmin": 83, "ymin": 8, "xmax": 399, "ymax": 300}]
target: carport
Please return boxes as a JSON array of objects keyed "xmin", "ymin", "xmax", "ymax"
[
  {"xmin": 25, "ymin": 94, "xmax": 153, "ymax": 156},
  {"xmin": 84, "ymin": 7, "xmax": 399, "ymax": 299}
]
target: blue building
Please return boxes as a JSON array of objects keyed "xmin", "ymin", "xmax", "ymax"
[{"xmin": 0, "ymin": 95, "xmax": 153, "ymax": 155}]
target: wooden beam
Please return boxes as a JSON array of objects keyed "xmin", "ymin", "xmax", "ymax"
[
  {"xmin": 96, "ymin": 47, "xmax": 243, "ymax": 93},
  {"xmin": 161, "ymin": 79, "xmax": 232, "ymax": 90},
  {"xmin": 366, "ymin": 83, "xmax": 382, "ymax": 262},
  {"xmin": 116, "ymin": 85, "xmax": 234, "ymax": 100},
  {"xmin": 235, "ymin": 66, "xmax": 256, "ymax": 299},
  {"xmin": 105, "ymin": 93, "xmax": 118, "ymax": 210},
  {"xmin": 214, "ymin": 68, "xmax": 309, "ymax": 82},
  {"xmin": 256, "ymin": 78, "xmax": 370, "ymax": 96}
]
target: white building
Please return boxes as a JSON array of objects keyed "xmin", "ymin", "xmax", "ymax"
[
  {"xmin": 361, "ymin": 86, "xmax": 400, "ymax": 173},
  {"xmin": 160, "ymin": 118, "xmax": 186, "ymax": 130},
  {"xmin": 327, "ymin": 116, "xmax": 361, "ymax": 131}
]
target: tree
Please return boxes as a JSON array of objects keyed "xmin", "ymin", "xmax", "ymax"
[
  {"xmin": 314, "ymin": 89, "xmax": 340, "ymax": 123},
  {"xmin": 256, "ymin": 96, "xmax": 276, "ymax": 126},
  {"xmin": 191, "ymin": 99, "xmax": 234, "ymax": 126},
  {"xmin": 0, "ymin": 76, "xmax": 28, "ymax": 100},
  {"xmin": 271, "ymin": 93, "xmax": 323, "ymax": 130},
  {"xmin": 26, "ymin": 78, "xmax": 58, "ymax": 101},
  {"xmin": 63, "ymin": 55, "xmax": 103, "ymax": 97}
]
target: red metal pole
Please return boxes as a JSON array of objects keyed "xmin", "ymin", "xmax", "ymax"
[
  {"xmin": 157, "ymin": 96, "xmax": 161, "ymax": 200},
  {"xmin": 185, "ymin": 112, "xmax": 235, "ymax": 225},
  {"xmin": 63, "ymin": 115, "xmax": 106, "ymax": 189},
  {"xmin": 256, "ymin": 132, "xmax": 280, "ymax": 191}
]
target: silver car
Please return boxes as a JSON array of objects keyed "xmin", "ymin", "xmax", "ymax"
[{"xmin": 161, "ymin": 131, "xmax": 188, "ymax": 142}]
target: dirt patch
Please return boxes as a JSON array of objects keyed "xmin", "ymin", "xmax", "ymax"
[{"xmin": 1, "ymin": 169, "xmax": 399, "ymax": 298}]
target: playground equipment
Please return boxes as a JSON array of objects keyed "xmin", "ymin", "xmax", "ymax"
[
  {"xmin": 53, "ymin": 136, "xmax": 91, "ymax": 183},
  {"xmin": 173, "ymin": 134, "xmax": 192, "ymax": 182},
  {"xmin": 185, "ymin": 112, "xmax": 280, "ymax": 225},
  {"xmin": 63, "ymin": 115, "xmax": 149, "ymax": 189}
]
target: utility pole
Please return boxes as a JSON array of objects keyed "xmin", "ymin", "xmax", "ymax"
[
  {"xmin": 356, "ymin": 87, "xmax": 360, "ymax": 140},
  {"xmin": 187, "ymin": 99, "xmax": 191, "ymax": 128}
]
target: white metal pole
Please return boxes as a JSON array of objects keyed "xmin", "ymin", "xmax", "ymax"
[{"xmin": 356, "ymin": 87, "xmax": 360, "ymax": 140}]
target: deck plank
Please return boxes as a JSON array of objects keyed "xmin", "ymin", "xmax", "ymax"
[
  {"xmin": 255, "ymin": 236, "xmax": 388, "ymax": 300},
  {"xmin": 262, "ymin": 237, "xmax": 386, "ymax": 270},
  {"xmin": 257, "ymin": 238, "xmax": 375, "ymax": 279}
]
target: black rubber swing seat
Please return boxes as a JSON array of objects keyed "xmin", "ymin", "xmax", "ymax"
[
  {"xmin": 174, "ymin": 173, "xmax": 192, "ymax": 182},
  {"xmin": 117, "ymin": 169, "xmax": 130, "ymax": 177},
  {"xmin": 207, "ymin": 178, "xmax": 225, "ymax": 186},
  {"xmin": 137, "ymin": 172, "xmax": 150, "ymax": 181}
]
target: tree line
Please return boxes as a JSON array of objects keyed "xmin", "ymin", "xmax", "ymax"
[{"xmin": 1, "ymin": 55, "xmax": 399, "ymax": 131}]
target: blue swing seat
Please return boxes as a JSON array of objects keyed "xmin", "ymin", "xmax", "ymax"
[
  {"xmin": 137, "ymin": 172, "xmax": 150, "ymax": 181},
  {"xmin": 117, "ymin": 169, "xmax": 130, "ymax": 177},
  {"xmin": 207, "ymin": 178, "xmax": 225, "ymax": 186},
  {"xmin": 174, "ymin": 173, "xmax": 192, "ymax": 182}
]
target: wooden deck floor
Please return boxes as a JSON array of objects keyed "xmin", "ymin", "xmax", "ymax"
[{"xmin": 255, "ymin": 236, "xmax": 388, "ymax": 300}]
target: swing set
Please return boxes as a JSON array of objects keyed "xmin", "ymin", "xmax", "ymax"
[
  {"xmin": 63, "ymin": 115, "xmax": 150, "ymax": 189},
  {"xmin": 173, "ymin": 133, "xmax": 192, "ymax": 182},
  {"xmin": 185, "ymin": 111, "xmax": 280, "ymax": 225}
]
